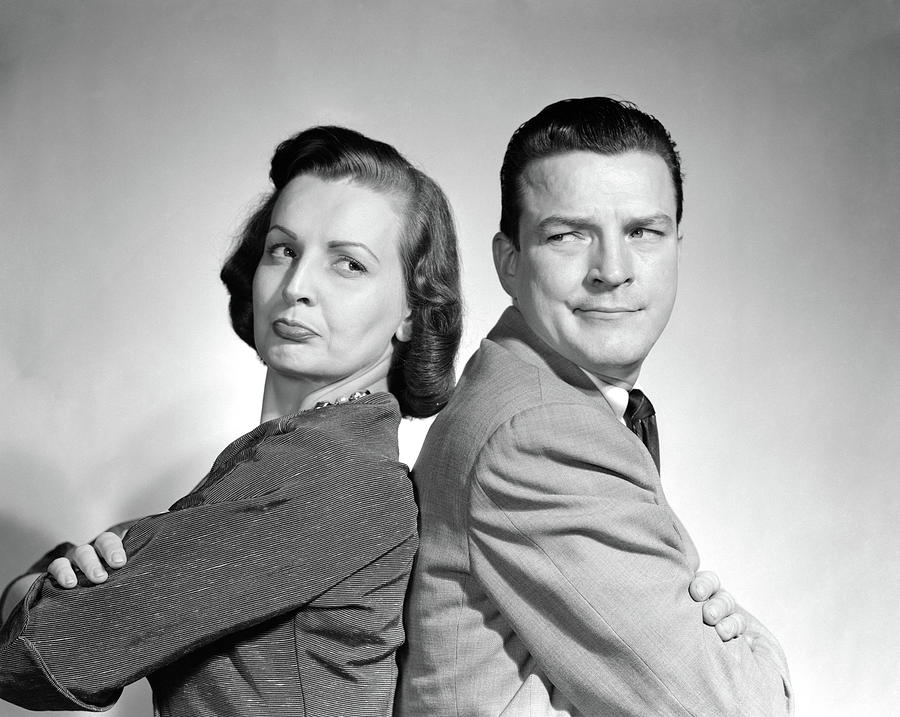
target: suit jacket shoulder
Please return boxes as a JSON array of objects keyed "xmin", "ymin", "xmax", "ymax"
[{"xmin": 402, "ymin": 308, "xmax": 792, "ymax": 717}]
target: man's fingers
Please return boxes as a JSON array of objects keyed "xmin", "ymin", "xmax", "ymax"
[
  {"xmin": 702, "ymin": 589, "xmax": 736, "ymax": 625},
  {"xmin": 689, "ymin": 570, "xmax": 721, "ymax": 602},
  {"xmin": 691, "ymin": 572, "xmax": 747, "ymax": 642},
  {"xmin": 70, "ymin": 544, "xmax": 108, "ymax": 583},
  {"xmin": 715, "ymin": 613, "xmax": 747, "ymax": 641},
  {"xmin": 93, "ymin": 531, "xmax": 126, "ymax": 568},
  {"xmin": 47, "ymin": 557, "xmax": 78, "ymax": 588}
]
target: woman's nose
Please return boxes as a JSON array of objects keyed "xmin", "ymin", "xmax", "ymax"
[{"xmin": 281, "ymin": 260, "xmax": 318, "ymax": 305}]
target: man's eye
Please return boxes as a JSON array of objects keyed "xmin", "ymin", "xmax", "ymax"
[
  {"xmin": 630, "ymin": 227, "xmax": 660, "ymax": 240},
  {"xmin": 547, "ymin": 232, "xmax": 580, "ymax": 243}
]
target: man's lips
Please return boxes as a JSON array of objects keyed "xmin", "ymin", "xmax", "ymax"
[
  {"xmin": 574, "ymin": 307, "xmax": 640, "ymax": 315},
  {"xmin": 272, "ymin": 318, "xmax": 319, "ymax": 341}
]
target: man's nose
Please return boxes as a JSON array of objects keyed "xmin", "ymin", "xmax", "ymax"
[{"xmin": 587, "ymin": 236, "xmax": 634, "ymax": 287}]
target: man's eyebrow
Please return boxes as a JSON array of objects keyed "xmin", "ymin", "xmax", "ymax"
[
  {"xmin": 630, "ymin": 213, "xmax": 674, "ymax": 229},
  {"xmin": 538, "ymin": 213, "xmax": 675, "ymax": 231},
  {"xmin": 537, "ymin": 215, "xmax": 597, "ymax": 232}
]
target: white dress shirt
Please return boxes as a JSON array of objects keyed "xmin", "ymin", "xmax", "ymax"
[{"xmin": 580, "ymin": 369, "xmax": 632, "ymax": 425}]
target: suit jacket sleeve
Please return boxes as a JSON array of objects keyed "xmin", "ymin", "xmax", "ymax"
[
  {"xmin": 0, "ymin": 452, "xmax": 415, "ymax": 711},
  {"xmin": 467, "ymin": 402, "xmax": 792, "ymax": 717}
]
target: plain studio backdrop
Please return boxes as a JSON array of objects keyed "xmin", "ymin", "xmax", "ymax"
[{"xmin": 1, "ymin": 1, "xmax": 898, "ymax": 715}]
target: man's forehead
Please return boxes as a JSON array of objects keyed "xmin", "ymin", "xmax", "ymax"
[{"xmin": 519, "ymin": 150, "xmax": 677, "ymax": 217}]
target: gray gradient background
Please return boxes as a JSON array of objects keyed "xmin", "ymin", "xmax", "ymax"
[{"xmin": 1, "ymin": 1, "xmax": 898, "ymax": 715}]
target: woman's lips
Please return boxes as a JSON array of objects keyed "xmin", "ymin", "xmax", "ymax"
[{"xmin": 272, "ymin": 319, "xmax": 319, "ymax": 342}]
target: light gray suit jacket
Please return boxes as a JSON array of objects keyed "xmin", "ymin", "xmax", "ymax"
[{"xmin": 396, "ymin": 307, "xmax": 791, "ymax": 716}]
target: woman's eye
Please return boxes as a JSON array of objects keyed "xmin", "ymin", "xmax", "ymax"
[
  {"xmin": 267, "ymin": 243, "xmax": 297, "ymax": 259},
  {"xmin": 334, "ymin": 257, "xmax": 368, "ymax": 276}
]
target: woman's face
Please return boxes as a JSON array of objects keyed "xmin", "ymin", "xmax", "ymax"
[{"xmin": 252, "ymin": 174, "xmax": 411, "ymax": 391}]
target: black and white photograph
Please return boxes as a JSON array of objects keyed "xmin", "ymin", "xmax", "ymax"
[{"xmin": 1, "ymin": 2, "xmax": 897, "ymax": 715}]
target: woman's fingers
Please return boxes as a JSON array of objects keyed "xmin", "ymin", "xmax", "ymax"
[
  {"xmin": 45, "ymin": 532, "xmax": 128, "ymax": 590},
  {"xmin": 69, "ymin": 544, "xmax": 108, "ymax": 583},
  {"xmin": 47, "ymin": 557, "xmax": 78, "ymax": 588},
  {"xmin": 688, "ymin": 570, "xmax": 721, "ymax": 602},
  {"xmin": 48, "ymin": 533, "xmax": 127, "ymax": 588},
  {"xmin": 93, "ymin": 531, "xmax": 127, "ymax": 568}
]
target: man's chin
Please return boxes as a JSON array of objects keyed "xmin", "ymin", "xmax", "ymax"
[{"xmin": 567, "ymin": 347, "xmax": 646, "ymax": 384}]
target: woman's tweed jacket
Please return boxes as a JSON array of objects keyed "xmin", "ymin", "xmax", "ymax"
[{"xmin": 0, "ymin": 392, "xmax": 417, "ymax": 716}]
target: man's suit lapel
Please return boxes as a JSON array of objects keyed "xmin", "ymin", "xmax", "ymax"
[
  {"xmin": 486, "ymin": 306, "xmax": 613, "ymax": 412},
  {"xmin": 486, "ymin": 307, "xmax": 694, "ymax": 559}
]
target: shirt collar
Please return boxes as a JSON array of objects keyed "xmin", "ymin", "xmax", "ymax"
[{"xmin": 580, "ymin": 369, "xmax": 633, "ymax": 424}]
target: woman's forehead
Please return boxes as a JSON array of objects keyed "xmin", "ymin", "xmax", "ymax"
[{"xmin": 271, "ymin": 175, "xmax": 405, "ymax": 248}]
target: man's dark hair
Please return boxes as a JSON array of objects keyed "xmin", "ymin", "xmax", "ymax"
[
  {"xmin": 499, "ymin": 97, "xmax": 683, "ymax": 248},
  {"xmin": 220, "ymin": 125, "xmax": 462, "ymax": 418}
]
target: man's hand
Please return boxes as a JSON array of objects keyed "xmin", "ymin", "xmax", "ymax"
[
  {"xmin": 48, "ymin": 523, "xmax": 132, "ymax": 588},
  {"xmin": 689, "ymin": 570, "xmax": 747, "ymax": 642}
]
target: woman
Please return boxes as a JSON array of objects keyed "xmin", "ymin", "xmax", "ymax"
[{"xmin": 0, "ymin": 126, "xmax": 462, "ymax": 715}]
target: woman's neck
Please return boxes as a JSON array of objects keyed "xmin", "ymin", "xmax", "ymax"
[{"xmin": 259, "ymin": 353, "xmax": 393, "ymax": 424}]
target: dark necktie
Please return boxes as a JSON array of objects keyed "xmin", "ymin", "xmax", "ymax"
[{"xmin": 624, "ymin": 389, "xmax": 660, "ymax": 473}]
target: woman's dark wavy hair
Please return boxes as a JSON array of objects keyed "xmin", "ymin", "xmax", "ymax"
[
  {"xmin": 500, "ymin": 97, "xmax": 683, "ymax": 248},
  {"xmin": 220, "ymin": 126, "xmax": 462, "ymax": 418}
]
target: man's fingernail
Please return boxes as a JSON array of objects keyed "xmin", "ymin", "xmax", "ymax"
[
  {"xmin": 111, "ymin": 551, "xmax": 126, "ymax": 565},
  {"xmin": 93, "ymin": 569, "xmax": 107, "ymax": 580},
  {"xmin": 63, "ymin": 576, "xmax": 77, "ymax": 587},
  {"xmin": 708, "ymin": 609, "xmax": 719, "ymax": 621}
]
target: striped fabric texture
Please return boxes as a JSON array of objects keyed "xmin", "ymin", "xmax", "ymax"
[{"xmin": 0, "ymin": 392, "xmax": 417, "ymax": 716}]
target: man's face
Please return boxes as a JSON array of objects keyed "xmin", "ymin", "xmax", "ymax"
[{"xmin": 494, "ymin": 150, "xmax": 681, "ymax": 385}]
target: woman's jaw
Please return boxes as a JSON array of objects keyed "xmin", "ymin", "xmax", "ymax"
[{"xmin": 258, "ymin": 345, "xmax": 396, "ymax": 423}]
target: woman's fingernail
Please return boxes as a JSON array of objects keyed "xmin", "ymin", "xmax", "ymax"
[
  {"xmin": 63, "ymin": 576, "xmax": 77, "ymax": 587},
  {"xmin": 93, "ymin": 569, "xmax": 107, "ymax": 580},
  {"xmin": 111, "ymin": 551, "xmax": 126, "ymax": 565}
]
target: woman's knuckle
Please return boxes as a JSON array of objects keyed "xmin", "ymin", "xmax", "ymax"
[{"xmin": 73, "ymin": 544, "xmax": 94, "ymax": 559}]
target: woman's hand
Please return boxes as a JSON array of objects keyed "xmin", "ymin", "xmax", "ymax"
[
  {"xmin": 48, "ymin": 524, "xmax": 131, "ymax": 588},
  {"xmin": 689, "ymin": 570, "xmax": 747, "ymax": 642}
]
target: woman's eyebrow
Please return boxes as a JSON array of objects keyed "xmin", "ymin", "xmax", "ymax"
[
  {"xmin": 328, "ymin": 240, "xmax": 381, "ymax": 264},
  {"xmin": 266, "ymin": 226, "xmax": 382, "ymax": 264},
  {"xmin": 267, "ymin": 224, "xmax": 297, "ymax": 239}
]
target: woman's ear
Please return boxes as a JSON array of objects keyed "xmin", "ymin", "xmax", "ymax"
[{"xmin": 395, "ymin": 310, "xmax": 413, "ymax": 343}]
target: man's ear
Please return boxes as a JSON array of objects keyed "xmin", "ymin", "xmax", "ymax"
[{"xmin": 492, "ymin": 232, "xmax": 519, "ymax": 299}]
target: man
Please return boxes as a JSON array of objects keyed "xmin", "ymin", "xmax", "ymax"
[{"xmin": 397, "ymin": 98, "xmax": 792, "ymax": 716}]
